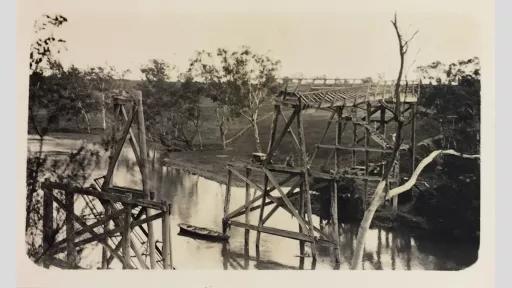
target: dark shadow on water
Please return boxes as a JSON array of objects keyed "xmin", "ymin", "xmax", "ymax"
[{"xmin": 221, "ymin": 242, "xmax": 317, "ymax": 270}]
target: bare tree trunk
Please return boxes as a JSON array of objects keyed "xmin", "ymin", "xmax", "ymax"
[
  {"xmin": 77, "ymin": 101, "xmax": 91, "ymax": 134},
  {"xmin": 198, "ymin": 129, "xmax": 203, "ymax": 150},
  {"xmin": 82, "ymin": 110, "xmax": 91, "ymax": 134},
  {"xmin": 216, "ymin": 106, "xmax": 228, "ymax": 149},
  {"xmin": 351, "ymin": 13, "xmax": 413, "ymax": 269},
  {"xmin": 220, "ymin": 124, "xmax": 227, "ymax": 150},
  {"xmin": 226, "ymin": 112, "xmax": 273, "ymax": 145},
  {"xmin": 251, "ymin": 118, "xmax": 262, "ymax": 153}
]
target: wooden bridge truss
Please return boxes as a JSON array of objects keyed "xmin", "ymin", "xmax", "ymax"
[
  {"xmin": 222, "ymin": 79, "xmax": 419, "ymax": 264},
  {"xmin": 39, "ymin": 91, "xmax": 174, "ymax": 269}
]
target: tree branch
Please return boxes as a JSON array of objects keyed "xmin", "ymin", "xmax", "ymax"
[{"xmin": 386, "ymin": 149, "xmax": 480, "ymax": 199}]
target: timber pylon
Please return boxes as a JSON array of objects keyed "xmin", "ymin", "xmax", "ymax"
[
  {"xmin": 39, "ymin": 90, "xmax": 174, "ymax": 270},
  {"xmin": 222, "ymin": 78, "xmax": 419, "ymax": 265}
]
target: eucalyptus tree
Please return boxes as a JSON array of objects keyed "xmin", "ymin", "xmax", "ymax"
[
  {"xmin": 189, "ymin": 47, "xmax": 280, "ymax": 151},
  {"xmin": 138, "ymin": 59, "xmax": 203, "ymax": 150}
]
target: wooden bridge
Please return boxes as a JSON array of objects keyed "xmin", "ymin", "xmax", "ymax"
[
  {"xmin": 222, "ymin": 78, "xmax": 419, "ymax": 263},
  {"xmin": 38, "ymin": 91, "xmax": 174, "ymax": 270},
  {"xmin": 36, "ymin": 78, "xmax": 419, "ymax": 269}
]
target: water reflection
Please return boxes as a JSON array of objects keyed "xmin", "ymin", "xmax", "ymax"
[
  {"xmin": 28, "ymin": 138, "xmax": 478, "ymax": 270},
  {"xmin": 158, "ymin": 166, "xmax": 476, "ymax": 270}
]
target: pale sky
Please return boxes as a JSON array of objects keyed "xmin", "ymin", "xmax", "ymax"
[{"xmin": 20, "ymin": 0, "xmax": 489, "ymax": 80}]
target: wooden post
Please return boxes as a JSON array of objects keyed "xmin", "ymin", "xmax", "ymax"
[
  {"xmin": 392, "ymin": 152, "xmax": 400, "ymax": 213},
  {"xmin": 106, "ymin": 103, "xmax": 118, "ymax": 188},
  {"xmin": 101, "ymin": 242, "xmax": 108, "ymax": 269},
  {"xmin": 266, "ymin": 109, "xmax": 299, "ymax": 163},
  {"xmin": 410, "ymin": 103, "xmax": 417, "ymax": 173},
  {"xmin": 101, "ymin": 204, "xmax": 111, "ymax": 269},
  {"xmin": 266, "ymin": 105, "xmax": 280, "ymax": 153},
  {"xmin": 335, "ymin": 106, "xmax": 344, "ymax": 170},
  {"xmin": 42, "ymin": 185, "xmax": 53, "ymax": 268},
  {"xmin": 330, "ymin": 181, "xmax": 341, "ymax": 263},
  {"xmin": 352, "ymin": 108, "xmax": 357, "ymax": 166},
  {"xmin": 364, "ymin": 102, "xmax": 371, "ymax": 209},
  {"xmin": 65, "ymin": 190, "xmax": 77, "ymax": 266},
  {"xmin": 103, "ymin": 103, "xmax": 137, "ymax": 189},
  {"xmin": 145, "ymin": 209, "xmax": 156, "ymax": 269},
  {"xmin": 379, "ymin": 105, "xmax": 390, "ymax": 207},
  {"xmin": 255, "ymin": 175, "xmax": 269, "ymax": 252},
  {"xmin": 298, "ymin": 183, "xmax": 305, "ymax": 256},
  {"xmin": 223, "ymin": 169, "xmax": 232, "ymax": 234},
  {"xmin": 244, "ymin": 168, "xmax": 252, "ymax": 253},
  {"xmin": 296, "ymin": 103, "xmax": 317, "ymax": 260},
  {"xmin": 331, "ymin": 107, "xmax": 342, "ymax": 263},
  {"xmin": 136, "ymin": 91, "xmax": 150, "ymax": 199},
  {"xmin": 380, "ymin": 106, "xmax": 387, "ymax": 174},
  {"xmin": 135, "ymin": 91, "xmax": 156, "ymax": 269},
  {"xmin": 130, "ymin": 236, "xmax": 149, "ymax": 269},
  {"xmin": 122, "ymin": 204, "xmax": 132, "ymax": 269},
  {"xmin": 162, "ymin": 203, "xmax": 172, "ymax": 269}
]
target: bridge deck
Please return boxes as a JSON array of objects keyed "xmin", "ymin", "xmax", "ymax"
[{"xmin": 279, "ymin": 83, "xmax": 419, "ymax": 108}]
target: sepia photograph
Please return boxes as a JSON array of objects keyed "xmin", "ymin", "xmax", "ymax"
[{"xmin": 17, "ymin": 0, "xmax": 492, "ymax": 278}]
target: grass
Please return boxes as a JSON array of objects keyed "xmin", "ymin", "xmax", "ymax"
[
  {"xmin": 34, "ymin": 96, "xmax": 441, "ymax": 189},
  {"xmin": 163, "ymin": 98, "xmax": 440, "ymax": 189}
]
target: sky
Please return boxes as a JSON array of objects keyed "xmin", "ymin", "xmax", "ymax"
[{"xmin": 20, "ymin": 0, "xmax": 488, "ymax": 80}]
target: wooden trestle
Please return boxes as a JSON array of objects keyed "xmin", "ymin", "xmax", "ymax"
[
  {"xmin": 39, "ymin": 91, "xmax": 173, "ymax": 269},
  {"xmin": 222, "ymin": 78, "xmax": 419, "ymax": 264}
]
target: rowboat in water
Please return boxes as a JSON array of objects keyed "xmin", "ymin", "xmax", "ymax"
[{"xmin": 178, "ymin": 223, "xmax": 229, "ymax": 242}]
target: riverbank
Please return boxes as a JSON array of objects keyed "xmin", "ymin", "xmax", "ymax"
[
  {"xmin": 162, "ymin": 151, "xmax": 233, "ymax": 186},
  {"xmin": 161, "ymin": 148, "xmax": 258, "ymax": 187},
  {"xmin": 29, "ymin": 132, "xmax": 479, "ymax": 244}
]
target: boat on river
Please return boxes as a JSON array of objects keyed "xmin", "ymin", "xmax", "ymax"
[{"xmin": 178, "ymin": 223, "xmax": 229, "ymax": 242}]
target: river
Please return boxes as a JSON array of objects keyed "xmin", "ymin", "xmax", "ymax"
[{"xmin": 27, "ymin": 136, "xmax": 478, "ymax": 270}]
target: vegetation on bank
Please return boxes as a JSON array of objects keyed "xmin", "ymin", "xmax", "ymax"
[{"xmin": 26, "ymin": 13, "xmax": 481, "ymax": 266}]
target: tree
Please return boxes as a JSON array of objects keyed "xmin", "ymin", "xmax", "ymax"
[
  {"xmin": 26, "ymin": 144, "xmax": 101, "ymax": 264},
  {"xmin": 29, "ymin": 14, "xmax": 120, "ymax": 137},
  {"xmin": 350, "ymin": 16, "xmax": 481, "ymax": 269},
  {"xmin": 27, "ymin": 14, "xmax": 72, "ymax": 235},
  {"xmin": 416, "ymin": 57, "xmax": 480, "ymax": 154},
  {"xmin": 220, "ymin": 48, "xmax": 280, "ymax": 152},
  {"xmin": 138, "ymin": 59, "xmax": 202, "ymax": 150},
  {"xmin": 188, "ymin": 47, "xmax": 280, "ymax": 151},
  {"xmin": 350, "ymin": 13, "xmax": 417, "ymax": 269},
  {"xmin": 26, "ymin": 14, "xmax": 118, "ymax": 253},
  {"xmin": 30, "ymin": 14, "xmax": 68, "ymax": 74},
  {"xmin": 29, "ymin": 14, "xmax": 68, "ymax": 139}
]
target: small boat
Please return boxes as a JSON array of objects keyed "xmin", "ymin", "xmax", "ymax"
[
  {"xmin": 251, "ymin": 152, "xmax": 267, "ymax": 164},
  {"xmin": 178, "ymin": 223, "xmax": 229, "ymax": 242}
]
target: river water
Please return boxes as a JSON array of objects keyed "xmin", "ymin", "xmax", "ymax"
[{"xmin": 27, "ymin": 136, "xmax": 478, "ymax": 270}]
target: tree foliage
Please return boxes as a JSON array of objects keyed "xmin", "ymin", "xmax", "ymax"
[
  {"xmin": 138, "ymin": 59, "xmax": 203, "ymax": 149},
  {"xmin": 26, "ymin": 143, "xmax": 102, "ymax": 264},
  {"xmin": 188, "ymin": 47, "xmax": 280, "ymax": 151},
  {"xmin": 30, "ymin": 14, "xmax": 68, "ymax": 74},
  {"xmin": 29, "ymin": 14, "xmax": 126, "ymax": 137},
  {"xmin": 416, "ymin": 57, "xmax": 480, "ymax": 154}
]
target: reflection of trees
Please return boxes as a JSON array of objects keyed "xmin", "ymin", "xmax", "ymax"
[
  {"xmin": 366, "ymin": 226, "xmax": 477, "ymax": 271},
  {"xmin": 26, "ymin": 142, "xmax": 101, "ymax": 265},
  {"xmin": 340, "ymin": 226, "xmax": 414, "ymax": 270},
  {"xmin": 381, "ymin": 229, "xmax": 412, "ymax": 270},
  {"xmin": 394, "ymin": 229, "xmax": 412, "ymax": 270},
  {"xmin": 339, "ymin": 224, "xmax": 358, "ymax": 264},
  {"xmin": 412, "ymin": 234, "xmax": 478, "ymax": 270},
  {"xmin": 162, "ymin": 168, "xmax": 200, "ymax": 223},
  {"xmin": 375, "ymin": 229, "xmax": 383, "ymax": 270},
  {"xmin": 220, "ymin": 243, "xmax": 303, "ymax": 270}
]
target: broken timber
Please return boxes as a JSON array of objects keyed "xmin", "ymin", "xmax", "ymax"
[
  {"xmin": 222, "ymin": 78, "xmax": 419, "ymax": 264},
  {"xmin": 39, "ymin": 90, "xmax": 174, "ymax": 270}
]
